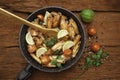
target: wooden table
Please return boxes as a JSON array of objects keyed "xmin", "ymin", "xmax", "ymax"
[{"xmin": 0, "ymin": 0, "xmax": 120, "ymax": 80}]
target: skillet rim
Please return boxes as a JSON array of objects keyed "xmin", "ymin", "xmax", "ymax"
[{"xmin": 19, "ymin": 6, "xmax": 86, "ymax": 72}]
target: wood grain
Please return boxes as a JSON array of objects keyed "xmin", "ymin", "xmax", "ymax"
[
  {"xmin": 0, "ymin": 0, "xmax": 120, "ymax": 79},
  {"xmin": 0, "ymin": 9, "xmax": 120, "ymax": 80},
  {"xmin": 0, "ymin": 47, "xmax": 119, "ymax": 80},
  {"xmin": 0, "ymin": 0, "xmax": 120, "ymax": 12},
  {"xmin": 0, "ymin": 12, "xmax": 120, "ymax": 48}
]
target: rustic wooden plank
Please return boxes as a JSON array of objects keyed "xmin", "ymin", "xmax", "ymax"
[
  {"xmin": 0, "ymin": 12, "xmax": 120, "ymax": 48},
  {"xmin": 0, "ymin": 47, "xmax": 119, "ymax": 80},
  {"xmin": 28, "ymin": 47, "xmax": 120, "ymax": 80},
  {"xmin": 81, "ymin": 12, "xmax": 120, "ymax": 46},
  {"xmin": 0, "ymin": 11, "xmax": 28, "ymax": 48},
  {"xmin": 0, "ymin": 11, "xmax": 120, "ymax": 79},
  {"xmin": 0, "ymin": 0, "xmax": 120, "ymax": 12}
]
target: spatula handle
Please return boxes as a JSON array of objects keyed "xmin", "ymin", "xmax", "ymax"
[
  {"xmin": 0, "ymin": 8, "xmax": 57, "ymax": 36},
  {"xmin": 0, "ymin": 8, "xmax": 32, "ymax": 26}
]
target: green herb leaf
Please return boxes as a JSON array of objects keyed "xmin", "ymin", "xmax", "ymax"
[
  {"xmin": 57, "ymin": 63, "xmax": 62, "ymax": 68},
  {"xmin": 85, "ymin": 57, "xmax": 93, "ymax": 69},
  {"xmin": 86, "ymin": 57, "xmax": 91, "ymax": 62},
  {"xmin": 46, "ymin": 41, "xmax": 54, "ymax": 47},
  {"xmin": 57, "ymin": 56, "xmax": 63, "ymax": 60},
  {"xmin": 93, "ymin": 60, "xmax": 102, "ymax": 67},
  {"xmin": 92, "ymin": 54, "xmax": 98, "ymax": 59},
  {"xmin": 96, "ymin": 55, "xmax": 101, "ymax": 60},
  {"xmin": 92, "ymin": 54, "xmax": 100, "ymax": 60},
  {"xmin": 51, "ymin": 58, "xmax": 62, "ymax": 68},
  {"xmin": 51, "ymin": 37, "xmax": 57, "ymax": 44},
  {"xmin": 51, "ymin": 59, "xmax": 57, "ymax": 65},
  {"xmin": 84, "ymin": 48, "xmax": 109, "ymax": 69},
  {"xmin": 96, "ymin": 48, "xmax": 103, "ymax": 56},
  {"xmin": 44, "ymin": 37, "xmax": 57, "ymax": 48}
]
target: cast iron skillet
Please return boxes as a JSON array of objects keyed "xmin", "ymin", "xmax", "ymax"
[{"xmin": 17, "ymin": 6, "xmax": 86, "ymax": 80}]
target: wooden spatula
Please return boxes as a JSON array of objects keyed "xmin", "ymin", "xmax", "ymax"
[{"xmin": 0, "ymin": 8, "xmax": 58, "ymax": 37}]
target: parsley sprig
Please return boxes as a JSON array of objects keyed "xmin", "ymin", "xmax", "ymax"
[{"xmin": 85, "ymin": 48, "xmax": 109, "ymax": 69}]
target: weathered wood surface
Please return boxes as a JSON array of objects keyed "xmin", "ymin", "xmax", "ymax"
[
  {"xmin": 0, "ymin": 0, "xmax": 120, "ymax": 12},
  {"xmin": 0, "ymin": 0, "xmax": 120, "ymax": 80}
]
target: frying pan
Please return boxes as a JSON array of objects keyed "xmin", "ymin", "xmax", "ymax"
[{"xmin": 17, "ymin": 6, "xmax": 86, "ymax": 80}]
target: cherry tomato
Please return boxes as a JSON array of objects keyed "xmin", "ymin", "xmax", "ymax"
[
  {"xmin": 63, "ymin": 49, "xmax": 72, "ymax": 57},
  {"xmin": 27, "ymin": 44, "xmax": 37, "ymax": 53},
  {"xmin": 37, "ymin": 14, "xmax": 44, "ymax": 21},
  {"xmin": 40, "ymin": 56, "xmax": 51, "ymax": 65},
  {"xmin": 91, "ymin": 43, "xmax": 100, "ymax": 52},
  {"xmin": 87, "ymin": 27, "xmax": 96, "ymax": 36}
]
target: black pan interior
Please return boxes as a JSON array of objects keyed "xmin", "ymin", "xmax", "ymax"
[{"xmin": 19, "ymin": 6, "xmax": 86, "ymax": 72}]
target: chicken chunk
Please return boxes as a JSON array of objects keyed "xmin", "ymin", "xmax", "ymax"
[
  {"xmin": 46, "ymin": 16, "xmax": 53, "ymax": 28},
  {"xmin": 60, "ymin": 16, "xmax": 68, "ymax": 30},
  {"xmin": 51, "ymin": 12, "xmax": 61, "ymax": 28},
  {"xmin": 74, "ymin": 35, "xmax": 81, "ymax": 45},
  {"xmin": 69, "ymin": 18, "xmax": 79, "ymax": 34},
  {"xmin": 68, "ymin": 26, "xmax": 75, "ymax": 39}
]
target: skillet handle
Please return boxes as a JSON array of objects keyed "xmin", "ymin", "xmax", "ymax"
[{"xmin": 16, "ymin": 64, "xmax": 35, "ymax": 80}]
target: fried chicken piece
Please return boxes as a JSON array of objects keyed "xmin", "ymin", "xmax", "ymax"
[
  {"xmin": 51, "ymin": 12, "xmax": 61, "ymax": 28},
  {"xmin": 69, "ymin": 18, "xmax": 79, "ymax": 34},
  {"xmin": 46, "ymin": 16, "xmax": 53, "ymax": 28},
  {"xmin": 60, "ymin": 15, "xmax": 68, "ymax": 30}
]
